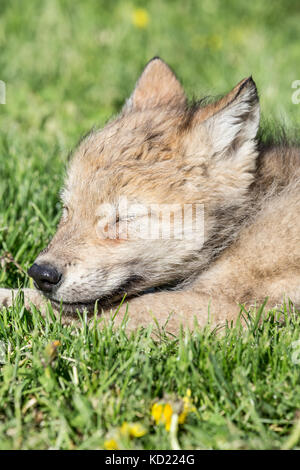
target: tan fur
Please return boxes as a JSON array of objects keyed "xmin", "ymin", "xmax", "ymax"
[{"xmin": 1, "ymin": 58, "xmax": 300, "ymax": 334}]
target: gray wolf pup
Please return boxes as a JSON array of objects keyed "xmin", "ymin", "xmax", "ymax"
[{"xmin": 1, "ymin": 58, "xmax": 300, "ymax": 334}]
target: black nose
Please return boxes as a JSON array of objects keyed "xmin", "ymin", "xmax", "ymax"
[{"xmin": 28, "ymin": 263, "xmax": 62, "ymax": 293}]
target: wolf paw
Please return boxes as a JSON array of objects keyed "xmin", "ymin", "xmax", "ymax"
[
  {"xmin": 0, "ymin": 288, "xmax": 46, "ymax": 311},
  {"xmin": 0, "ymin": 288, "xmax": 14, "ymax": 309}
]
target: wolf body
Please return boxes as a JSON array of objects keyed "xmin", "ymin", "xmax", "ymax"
[{"xmin": 1, "ymin": 58, "xmax": 300, "ymax": 333}]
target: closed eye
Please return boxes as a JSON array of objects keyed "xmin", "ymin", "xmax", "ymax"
[{"xmin": 119, "ymin": 215, "xmax": 138, "ymax": 223}]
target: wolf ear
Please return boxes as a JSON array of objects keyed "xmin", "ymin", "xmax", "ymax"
[
  {"xmin": 185, "ymin": 78, "xmax": 260, "ymax": 200},
  {"xmin": 199, "ymin": 77, "xmax": 260, "ymax": 156},
  {"xmin": 124, "ymin": 57, "xmax": 186, "ymax": 112}
]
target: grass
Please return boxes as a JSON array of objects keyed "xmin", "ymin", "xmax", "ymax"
[
  {"xmin": 1, "ymin": 301, "xmax": 300, "ymax": 450},
  {"xmin": 1, "ymin": 0, "xmax": 300, "ymax": 450}
]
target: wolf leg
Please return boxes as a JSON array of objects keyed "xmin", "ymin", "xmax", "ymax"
[
  {"xmin": 0, "ymin": 287, "xmax": 239, "ymax": 334},
  {"xmin": 0, "ymin": 288, "xmax": 47, "ymax": 311},
  {"xmin": 99, "ymin": 289, "xmax": 240, "ymax": 335}
]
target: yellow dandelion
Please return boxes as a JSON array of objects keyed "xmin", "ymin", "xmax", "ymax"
[
  {"xmin": 132, "ymin": 8, "xmax": 149, "ymax": 29},
  {"xmin": 120, "ymin": 421, "xmax": 147, "ymax": 438},
  {"xmin": 104, "ymin": 438, "xmax": 119, "ymax": 450},
  {"xmin": 152, "ymin": 390, "xmax": 195, "ymax": 430},
  {"xmin": 120, "ymin": 421, "xmax": 130, "ymax": 436},
  {"xmin": 179, "ymin": 389, "xmax": 196, "ymax": 424},
  {"xmin": 151, "ymin": 403, "xmax": 163, "ymax": 424},
  {"xmin": 151, "ymin": 402, "xmax": 174, "ymax": 431},
  {"xmin": 44, "ymin": 340, "xmax": 61, "ymax": 362},
  {"xmin": 163, "ymin": 403, "xmax": 173, "ymax": 431}
]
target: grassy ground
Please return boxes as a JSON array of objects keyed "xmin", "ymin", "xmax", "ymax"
[{"xmin": 1, "ymin": 0, "xmax": 300, "ymax": 450}]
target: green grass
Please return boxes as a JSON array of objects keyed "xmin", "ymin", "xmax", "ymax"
[
  {"xmin": 1, "ymin": 0, "xmax": 300, "ymax": 450},
  {"xmin": 1, "ymin": 301, "xmax": 300, "ymax": 450}
]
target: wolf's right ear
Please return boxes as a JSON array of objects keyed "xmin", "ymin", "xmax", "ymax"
[{"xmin": 123, "ymin": 57, "xmax": 186, "ymax": 112}]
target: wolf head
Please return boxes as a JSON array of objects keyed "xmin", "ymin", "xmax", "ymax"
[{"xmin": 28, "ymin": 58, "xmax": 260, "ymax": 314}]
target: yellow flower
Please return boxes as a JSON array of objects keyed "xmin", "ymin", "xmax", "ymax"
[
  {"xmin": 44, "ymin": 340, "xmax": 61, "ymax": 362},
  {"xmin": 163, "ymin": 403, "xmax": 173, "ymax": 431},
  {"xmin": 132, "ymin": 8, "xmax": 149, "ymax": 29},
  {"xmin": 104, "ymin": 438, "xmax": 119, "ymax": 450},
  {"xmin": 120, "ymin": 421, "xmax": 147, "ymax": 438},
  {"xmin": 179, "ymin": 389, "xmax": 196, "ymax": 424},
  {"xmin": 104, "ymin": 421, "xmax": 146, "ymax": 448},
  {"xmin": 152, "ymin": 390, "xmax": 195, "ymax": 430},
  {"xmin": 151, "ymin": 403, "xmax": 163, "ymax": 424},
  {"xmin": 151, "ymin": 402, "xmax": 174, "ymax": 431}
]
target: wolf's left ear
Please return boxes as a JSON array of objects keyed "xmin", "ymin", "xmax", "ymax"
[
  {"xmin": 198, "ymin": 77, "xmax": 260, "ymax": 156},
  {"xmin": 124, "ymin": 57, "xmax": 186, "ymax": 112},
  {"xmin": 185, "ymin": 77, "xmax": 260, "ymax": 199}
]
